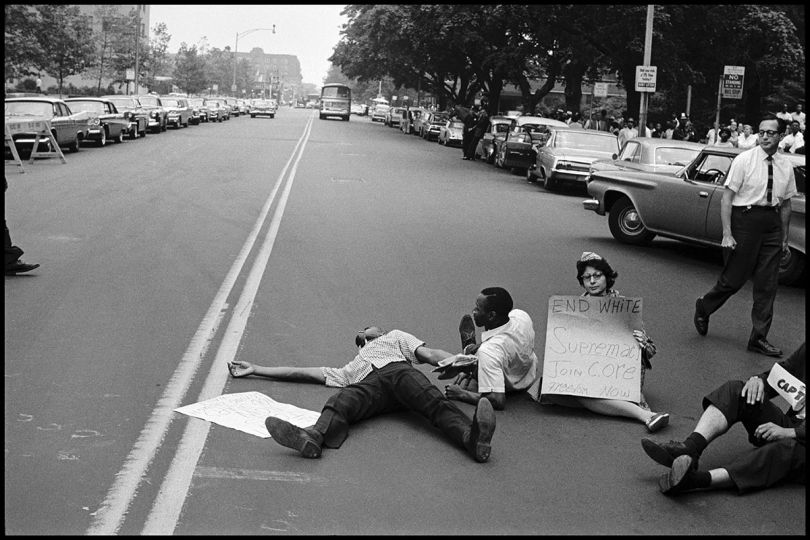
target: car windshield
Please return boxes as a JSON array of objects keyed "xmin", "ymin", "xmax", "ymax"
[
  {"xmin": 449, "ymin": 120, "xmax": 464, "ymax": 129},
  {"xmin": 431, "ymin": 115, "xmax": 448, "ymax": 124},
  {"xmin": 322, "ymin": 86, "xmax": 350, "ymax": 98},
  {"xmin": 66, "ymin": 101, "xmax": 106, "ymax": 114},
  {"xmin": 188, "ymin": 99, "xmax": 204, "ymax": 106},
  {"xmin": 162, "ymin": 99, "xmax": 181, "ymax": 107},
  {"xmin": 138, "ymin": 96, "xmax": 159, "ymax": 106},
  {"xmin": 494, "ymin": 123, "xmax": 510, "ymax": 133},
  {"xmin": 5, "ymin": 101, "xmax": 55, "ymax": 116},
  {"xmin": 654, "ymin": 147, "xmax": 701, "ymax": 166},
  {"xmin": 554, "ymin": 131, "xmax": 617, "ymax": 152},
  {"xmin": 108, "ymin": 98, "xmax": 137, "ymax": 108},
  {"xmin": 255, "ymin": 101, "xmax": 271, "ymax": 106}
]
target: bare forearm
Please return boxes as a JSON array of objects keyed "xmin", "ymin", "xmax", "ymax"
[{"xmin": 252, "ymin": 366, "xmax": 326, "ymax": 384}]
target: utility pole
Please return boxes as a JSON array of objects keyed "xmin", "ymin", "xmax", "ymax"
[
  {"xmin": 638, "ymin": 5, "xmax": 654, "ymax": 137},
  {"xmin": 134, "ymin": 5, "xmax": 140, "ymax": 95},
  {"xmin": 232, "ymin": 25, "xmax": 275, "ymax": 96}
]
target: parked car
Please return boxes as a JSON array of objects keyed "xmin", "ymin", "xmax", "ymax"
[
  {"xmin": 187, "ymin": 97, "xmax": 209, "ymax": 124},
  {"xmin": 527, "ymin": 128, "xmax": 620, "ymax": 191},
  {"xmin": 474, "ymin": 115, "xmax": 512, "ymax": 163},
  {"xmin": 159, "ymin": 96, "xmax": 192, "ymax": 129},
  {"xmin": 236, "ymin": 99, "xmax": 249, "ymax": 116},
  {"xmin": 583, "ymin": 148, "xmax": 806, "ymax": 286},
  {"xmin": 350, "ymin": 103, "xmax": 368, "ymax": 116},
  {"xmin": 420, "ymin": 111, "xmax": 448, "ymax": 141},
  {"xmin": 102, "ymin": 95, "xmax": 149, "ymax": 138},
  {"xmin": 370, "ymin": 99, "xmax": 390, "ymax": 122},
  {"xmin": 204, "ymin": 98, "xmax": 230, "ymax": 122},
  {"xmin": 384, "ymin": 106, "xmax": 407, "ymax": 128},
  {"xmin": 401, "ymin": 107, "xmax": 427, "ymax": 135},
  {"xmin": 135, "ymin": 94, "xmax": 168, "ymax": 133},
  {"xmin": 250, "ymin": 99, "xmax": 276, "ymax": 118},
  {"xmin": 438, "ymin": 119, "xmax": 465, "ymax": 147},
  {"xmin": 64, "ymin": 97, "xmax": 128, "ymax": 146},
  {"xmin": 590, "ymin": 137, "xmax": 706, "ymax": 176},
  {"xmin": 493, "ymin": 116, "xmax": 569, "ymax": 173},
  {"xmin": 5, "ymin": 96, "xmax": 90, "ymax": 153}
]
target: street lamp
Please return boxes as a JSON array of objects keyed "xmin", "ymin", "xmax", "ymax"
[{"xmin": 232, "ymin": 25, "xmax": 276, "ymax": 95}]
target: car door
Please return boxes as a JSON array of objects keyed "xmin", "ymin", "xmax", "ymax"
[
  {"xmin": 642, "ymin": 152, "xmax": 734, "ymax": 242},
  {"xmin": 51, "ymin": 102, "xmax": 73, "ymax": 144}
]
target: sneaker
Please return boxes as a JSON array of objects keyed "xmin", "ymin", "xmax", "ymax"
[
  {"xmin": 265, "ymin": 417, "xmax": 323, "ymax": 458},
  {"xmin": 465, "ymin": 398, "xmax": 496, "ymax": 463},
  {"xmin": 459, "ymin": 314, "xmax": 476, "ymax": 351},
  {"xmin": 641, "ymin": 438, "xmax": 693, "ymax": 467},
  {"xmin": 645, "ymin": 412, "xmax": 670, "ymax": 433},
  {"xmin": 659, "ymin": 454, "xmax": 697, "ymax": 494}
]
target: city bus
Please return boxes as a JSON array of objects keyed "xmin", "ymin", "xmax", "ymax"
[{"xmin": 319, "ymin": 83, "xmax": 351, "ymax": 121}]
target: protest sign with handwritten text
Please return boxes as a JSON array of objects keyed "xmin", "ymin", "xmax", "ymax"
[{"xmin": 540, "ymin": 295, "xmax": 643, "ymax": 403}]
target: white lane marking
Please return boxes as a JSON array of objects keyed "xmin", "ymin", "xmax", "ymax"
[
  {"xmin": 141, "ymin": 116, "xmax": 314, "ymax": 535},
  {"xmin": 86, "ymin": 119, "xmax": 313, "ymax": 536}
]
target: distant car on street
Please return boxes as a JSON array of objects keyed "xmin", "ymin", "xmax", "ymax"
[
  {"xmin": 475, "ymin": 115, "xmax": 512, "ymax": 163},
  {"xmin": 527, "ymin": 128, "xmax": 619, "ymax": 191},
  {"xmin": 438, "ymin": 119, "xmax": 465, "ymax": 147},
  {"xmin": 64, "ymin": 97, "xmax": 128, "ymax": 146},
  {"xmin": 384, "ymin": 106, "xmax": 407, "ymax": 128},
  {"xmin": 204, "ymin": 98, "xmax": 230, "ymax": 122},
  {"xmin": 420, "ymin": 111, "xmax": 448, "ymax": 141},
  {"xmin": 250, "ymin": 99, "xmax": 277, "ymax": 118},
  {"xmin": 583, "ymin": 147, "xmax": 806, "ymax": 285},
  {"xmin": 135, "ymin": 94, "xmax": 168, "ymax": 133},
  {"xmin": 494, "ymin": 116, "xmax": 569, "ymax": 173},
  {"xmin": 160, "ymin": 96, "xmax": 192, "ymax": 128},
  {"xmin": 187, "ymin": 97, "xmax": 209, "ymax": 124},
  {"xmin": 102, "ymin": 95, "xmax": 149, "ymax": 138}
]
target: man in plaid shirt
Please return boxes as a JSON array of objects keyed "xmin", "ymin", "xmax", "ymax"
[{"xmin": 264, "ymin": 326, "xmax": 497, "ymax": 463}]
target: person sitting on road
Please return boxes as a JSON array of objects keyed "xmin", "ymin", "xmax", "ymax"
[
  {"xmin": 540, "ymin": 252, "xmax": 669, "ymax": 432},
  {"xmin": 643, "ymin": 342, "xmax": 805, "ymax": 495},
  {"xmin": 443, "ymin": 287, "xmax": 540, "ymax": 411},
  {"xmin": 261, "ymin": 326, "xmax": 497, "ymax": 463}
]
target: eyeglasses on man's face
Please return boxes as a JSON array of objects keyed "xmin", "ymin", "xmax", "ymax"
[{"xmin": 758, "ymin": 130, "xmax": 780, "ymax": 137}]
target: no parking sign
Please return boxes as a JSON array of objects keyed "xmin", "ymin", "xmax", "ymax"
[{"xmin": 722, "ymin": 66, "xmax": 745, "ymax": 99}]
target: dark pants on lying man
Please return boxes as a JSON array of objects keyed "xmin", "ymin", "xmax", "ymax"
[
  {"xmin": 702, "ymin": 379, "xmax": 805, "ymax": 493},
  {"xmin": 313, "ymin": 361, "xmax": 472, "ymax": 451}
]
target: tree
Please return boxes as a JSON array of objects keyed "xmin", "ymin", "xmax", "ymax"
[
  {"xmin": 143, "ymin": 22, "xmax": 172, "ymax": 92},
  {"xmin": 4, "ymin": 5, "xmax": 43, "ymax": 80},
  {"xmin": 173, "ymin": 43, "xmax": 207, "ymax": 95},
  {"xmin": 88, "ymin": 5, "xmax": 124, "ymax": 94},
  {"xmin": 28, "ymin": 5, "xmax": 95, "ymax": 95}
]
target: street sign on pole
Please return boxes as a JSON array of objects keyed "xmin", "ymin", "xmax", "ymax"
[
  {"xmin": 593, "ymin": 82, "xmax": 608, "ymax": 98},
  {"xmin": 721, "ymin": 65, "xmax": 745, "ymax": 100},
  {"xmin": 635, "ymin": 66, "xmax": 657, "ymax": 93}
]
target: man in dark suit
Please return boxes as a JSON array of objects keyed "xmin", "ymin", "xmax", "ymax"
[{"xmin": 641, "ymin": 342, "xmax": 805, "ymax": 495}]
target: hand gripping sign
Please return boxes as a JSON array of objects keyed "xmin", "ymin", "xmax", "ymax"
[
  {"xmin": 540, "ymin": 295, "xmax": 644, "ymax": 403},
  {"xmin": 767, "ymin": 363, "xmax": 806, "ymax": 419}
]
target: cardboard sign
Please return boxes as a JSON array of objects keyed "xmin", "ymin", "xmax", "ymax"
[
  {"xmin": 767, "ymin": 363, "xmax": 806, "ymax": 416},
  {"xmin": 540, "ymin": 295, "xmax": 643, "ymax": 403}
]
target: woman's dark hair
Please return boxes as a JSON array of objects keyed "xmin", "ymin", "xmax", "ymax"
[{"xmin": 576, "ymin": 257, "xmax": 618, "ymax": 290}]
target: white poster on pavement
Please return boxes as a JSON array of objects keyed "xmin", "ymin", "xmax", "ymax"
[
  {"xmin": 540, "ymin": 295, "xmax": 643, "ymax": 403},
  {"xmin": 175, "ymin": 391, "xmax": 321, "ymax": 438}
]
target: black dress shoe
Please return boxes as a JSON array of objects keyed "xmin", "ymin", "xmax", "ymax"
[
  {"xmin": 459, "ymin": 314, "xmax": 476, "ymax": 351},
  {"xmin": 5, "ymin": 260, "xmax": 40, "ymax": 275},
  {"xmin": 465, "ymin": 398, "xmax": 496, "ymax": 463},
  {"xmin": 659, "ymin": 455, "xmax": 698, "ymax": 495},
  {"xmin": 641, "ymin": 438, "xmax": 695, "ymax": 467},
  {"xmin": 747, "ymin": 338, "xmax": 783, "ymax": 357},
  {"xmin": 693, "ymin": 297, "xmax": 709, "ymax": 336},
  {"xmin": 265, "ymin": 417, "xmax": 323, "ymax": 458}
]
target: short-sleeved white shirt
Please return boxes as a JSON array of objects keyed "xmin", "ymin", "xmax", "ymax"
[
  {"xmin": 476, "ymin": 309, "xmax": 539, "ymax": 395},
  {"xmin": 723, "ymin": 145, "xmax": 797, "ymax": 207},
  {"xmin": 321, "ymin": 330, "xmax": 425, "ymax": 387}
]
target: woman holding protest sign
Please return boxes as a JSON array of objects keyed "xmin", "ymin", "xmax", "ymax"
[{"xmin": 540, "ymin": 251, "xmax": 670, "ymax": 432}]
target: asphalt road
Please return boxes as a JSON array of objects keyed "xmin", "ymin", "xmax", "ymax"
[{"xmin": 4, "ymin": 108, "xmax": 805, "ymax": 535}]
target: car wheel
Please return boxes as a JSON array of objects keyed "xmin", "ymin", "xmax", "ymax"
[
  {"xmin": 608, "ymin": 197, "xmax": 656, "ymax": 245},
  {"xmin": 526, "ymin": 167, "xmax": 536, "ymax": 182},
  {"xmin": 139, "ymin": 125, "xmax": 147, "ymax": 137},
  {"xmin": 778, "ymin": 247, "xmax": 805, "ymax": 286},
  {"xmin": 543, "ymin": 172, "xmax": 557, "ymax": 192},
  {"xmin": 68, "ymin": 134, "xmax": 80, "ymax": 153},
  {"xmin": 161, "ymin": 120, "xmax": 167, "ymax": 132},
  {"xmin": 98, "ymin": 129, "xmax": 107, "ymax": 147},
  {"xmin": 116, "ymin": 129, "xmax": 124, "ymax": 143}
]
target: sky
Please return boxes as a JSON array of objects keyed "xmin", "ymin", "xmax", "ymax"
[{"xmin": 148, "ymin": 4, "xmax": 348, "ymax": 85}]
